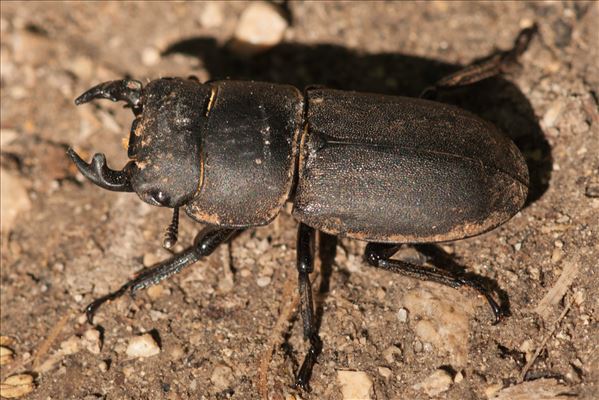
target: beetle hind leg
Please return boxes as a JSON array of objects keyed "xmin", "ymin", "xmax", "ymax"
[
  {"xmin": 420, "ymin": 24, "xmax": 537, "ymax": 99},
  {"xmin": 84, "ymin": 226, "xmax": 237, "ymax": 323},
  {"xmin": 364, "ymin": 243, "xmax": 503, "ymax": 323},
  {"xmin": 294, "ymin": 223, "xmax": 323, "ymax": 391}
]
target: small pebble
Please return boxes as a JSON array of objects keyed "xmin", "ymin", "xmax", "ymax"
[
  {"xmin": 0, "ymin": 169, "xmax": 32, "ymax": 234},
  {"xmin": 551, "ymin": 247, "xmax": 563, "ymax": 263},
  {"xmin": 541, "ymin": 101, "xmax": 564, "ymax": 128},
  {"xmin": 147, "ymin": 284, "xmax": 166, "ymax": 300},
  {"xmin": 149, "ymin": 310, "xmax": 167, "ymax": 321},
  {"xmin": 0, "ymin": 346, "xmax": 14, "ymax": 365},
  {"xmin": 337, "ymin": 370, "xmax": 373, "ymax": 400},
  {"xmin": 126, "ymin": 333, "xmax": 161, "ymax": 358},
  {"xmin": 585, "ymin": 182, "xmax": 599, "ymax": 198},
  {"xmin": 484, "ymin": 382, "xmax": 504, "ymax": 398},
  {"xmin": 412, "ymin": 369, "xmax": 452, "ymax": 396},
  {"xmin": 0, "ymin": 373, "xmax": 35, "ymax": 398},
  {"xmin": 240, "ymin": 269, "xmax": 251, "ymax": 278},
  {"xmin": 382, "ymin": 345, "xmax": 402, "ymax": 364},
  {"xmin": 573, "ymin": 291, "xmax": 584, "ymax": 306},
  {"xmin": 169, "ymin": 344, "xmax": 185, "ymax": 360},
  {"xmin": 123, "ymin": 365, "xmax": 135, "ymax": 379},
  {"xmin": 413, "ymin": 340, "xmax": 423, "ymax": 353},
  {"xmin": 199, "ymin": 2, "xmax": 224, "ymax": 28},
  {"xmin": 60, "ymin": 336, "xmax": 80, "ymax": 355},
  {"xmin": 378, "ymin": 366, "xmax": 392, "ymax": 379},
  {"xmin": 83, "ymin": 328, "xmax": 102, "ymax": 354},
  {"xmin": 141, "ymin": 47, "xmax": 160, "ymax": 66},
  {"xmin": 0, "ymin": 336, "xmax": 15, "ymax": 346},
  {"xmin": 256, "ymin": 276, "xmax": 271, "ymax": 287},
  {"xmin": 454, "ymin": 371, "xmax": 464, "ymax": 383},
  {"xmin": 233, "ymin": 1, "xmax": 288, "ymax": 54},
  {"xmin": 0, "ymin": 128, "xmax": 18, "ymax": 147},
  {"xmin": 404, "ymin": 284, "xmax": 474, "ymax": 366},
  {"xmin": 397, "ymin": 308, "xmax": 408, "ymax": 323},
  {"xmin": 210, "ymin": 364, "xmax": 233, "ymax": 390},
  {"xmin": 98, "ymin": 360, "xmax": 108, "ymax": 372},
  {"xmin": 52, "ymin": 262, "xmax": 65, "ymax": 272}
]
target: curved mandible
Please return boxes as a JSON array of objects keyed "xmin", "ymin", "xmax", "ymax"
[
  {"xmin": 67, "ymin": 148, "xmax": 135, "ymax": 192},
  {"xmin": 75, "ymin": 79, "xmax": 143, "ymax": 115}
]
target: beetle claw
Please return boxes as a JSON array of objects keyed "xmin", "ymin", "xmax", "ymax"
[
  {"xmin": 68, "ymin": 147, "xmax": 134, "ymax": 192},
  {"xmin": 75, "ymin": 79, "xmax": 143, "ymax": 115}
]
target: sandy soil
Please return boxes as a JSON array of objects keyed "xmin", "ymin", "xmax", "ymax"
[{"xmin": 1, "ymin": 2, "xmax": 598, "ymax": 399}]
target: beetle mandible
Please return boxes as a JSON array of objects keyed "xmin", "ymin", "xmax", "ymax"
[{"xmin": 68, "ymin": 26, "xmax": 536, "ymax": 390}]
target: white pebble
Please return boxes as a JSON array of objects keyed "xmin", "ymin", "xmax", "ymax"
[
  {"xmin": 0, "ymin": 169, "xmax": 31, "ymax": 234},
  {"xmin": 199, "ymin": 2, "xmax": 224, "ymax": 28},
  {"xmin": 397, "ymin": 308, "xmax": 408, "ymax": 323},
  {"xmin": 126, "ymin": 333, "xmax": 161, "ymax": 358},
  {"xmin": 234, "ymin": 2, "xmax": 288, "ymax": 49},
  {"xmin": 378, "ymin": 366, "xmax": 392, "ymax": 379},
  {"xmin": 337, "ymin": 370, "xmax": 373, "ymax": 400},
  {"xmin": 141, "ymin": 47, "xmax": 160, "ymax": 66},
  {"xmin": 83, "ymin": 328, "xmax": 102, "ymax": 354},
  {"xmin": 210, "ymin": 364, "xmax": 233, "ymax": 390},
  {"xmin": 0, "ymin": 373, "xmax": 35, "ymax": 398},
  {"xmin": 412, "ymin": 369, "xmax": 452, "ymax": 396},
  {"xmin": 542, "ymin": 101, "xmax": 564, "ymax": 129},
  {"xmin": 256, "ymin": 276, "xmax": 271, "ymax": 287},
  {"xmin": 98, "ymin": 360, "xmax": 108, "ymax": 372}
]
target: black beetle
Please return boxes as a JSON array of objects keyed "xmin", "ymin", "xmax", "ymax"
[{"xmin": 67, "ymin": 26, "xmax": 535, "ymax": 390}]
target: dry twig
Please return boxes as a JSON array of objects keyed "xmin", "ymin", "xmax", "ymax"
[{"xmin": 519, "ymin": 298, "xmax": 573, "ymax": 382}]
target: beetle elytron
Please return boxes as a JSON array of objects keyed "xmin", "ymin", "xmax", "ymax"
[{"xmin": 68, "ymin": 26, "xmax": 535, "ymax": 389}]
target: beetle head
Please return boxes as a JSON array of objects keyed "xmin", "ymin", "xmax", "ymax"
[{"xmin": 68, "ymin": 78, "xmax": 210, "ymax": 209}]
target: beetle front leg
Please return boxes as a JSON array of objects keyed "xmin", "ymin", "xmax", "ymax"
[
  {"xmin": 84, "ymin": 226, "xmax": 237, "ymax": 323},
  {"xmin": 364, "ymin": 243, "xmax": 503, "ymax": 323},
  {"xmin": 294, "ymin": 223, "xmax": 323, "ymax": 391},
  {"xmin": 420, "ymin": 24, "xmax": 537, "ymax": 99}
]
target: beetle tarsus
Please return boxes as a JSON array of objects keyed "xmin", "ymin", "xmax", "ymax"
[
  {"xmin": 75, "ymin": 79, "xmax": 143, "ymax": 115},
  {"xmin": 420, "ymin": 24, "xmax": 537, "ymax": 99},
  {"xmin": 364, "ymin": 243, "xmax": 503, "ymax": 323},
  {"xmin": 84, "ymin": 285, "xmax": 130, "ymax": 324}
]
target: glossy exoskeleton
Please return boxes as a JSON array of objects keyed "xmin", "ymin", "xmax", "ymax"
[{"xmin": 68, "ymin": 26, "xmax": 535, "ymax": 390}]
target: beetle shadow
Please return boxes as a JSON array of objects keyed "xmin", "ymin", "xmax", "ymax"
[{"xmin": 163, "ymin": 37, "xmax": 552, "ymax": 205}]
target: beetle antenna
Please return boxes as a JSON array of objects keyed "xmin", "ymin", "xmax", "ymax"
[{"xmin": 163, "ymin": 207, "xmax": 179, "ymax": 249}]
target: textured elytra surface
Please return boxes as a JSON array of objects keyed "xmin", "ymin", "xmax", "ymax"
[
  {"xmin": 293, "ymin": 89, "xmax": 528, "ymax": 242},
  {"xmin": 1, "ymin": 2, "xmax": 598, "ymax": 400}
]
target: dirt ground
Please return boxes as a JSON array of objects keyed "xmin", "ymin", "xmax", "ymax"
[{"xmin": 1, "ymin": 2, "xmax": 598, "ymax": 399}]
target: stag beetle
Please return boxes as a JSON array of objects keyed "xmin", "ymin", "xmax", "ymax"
[{"xmin": 68, "ymin": 26, "xmax": 535, "ymax": 390}]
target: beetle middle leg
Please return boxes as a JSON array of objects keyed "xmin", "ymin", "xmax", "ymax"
[
  {"xmin": 420, "ymin": 24, "xmax": 537, "ymax": 99},
  {"xmin": 364, "ymin": 243, "xmax": 503, "ymax": 323},
  {"xmin": 294, "ymin": 223, "xmax": 323, "ymax": 391},
  {"xmin": 84, "ymin": 226, "xmax": 237, "ymax": 323}
]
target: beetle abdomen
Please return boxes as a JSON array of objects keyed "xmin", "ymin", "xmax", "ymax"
[{"xmin": 292, "ymin": 89, "xmax": 528, "ymax": 243}]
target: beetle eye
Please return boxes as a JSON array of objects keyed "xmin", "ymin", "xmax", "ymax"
[{"xmin": 147, "ymin": 190, "xmax": 170, "ymax": 206}]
